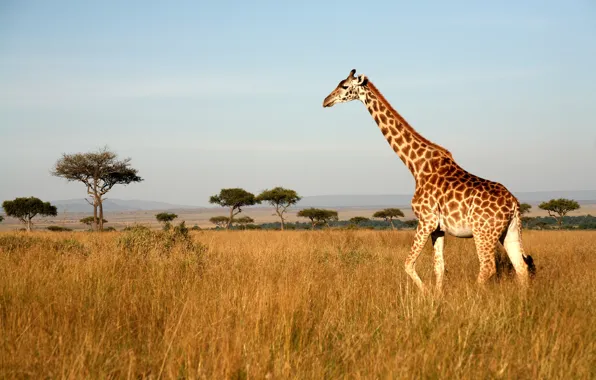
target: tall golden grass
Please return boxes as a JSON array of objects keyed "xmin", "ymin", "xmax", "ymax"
[{"xmin": 1, "ymin": 229, "xmax": 595, "ymax": 379}]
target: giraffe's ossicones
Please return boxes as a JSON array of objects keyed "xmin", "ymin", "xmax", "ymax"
[{"xmin": 323, "ymin": 69, "xmax": 536, "ymax": 293}]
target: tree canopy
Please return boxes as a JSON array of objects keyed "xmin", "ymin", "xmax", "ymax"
[
  {"xmin": 2, "ymin": 197, "xmax": 57, "ymax": 231},
  {"xmin": 155, "ymin": 213, "xmax": 178, "ymax": 223},
  {"xmin": 209, "ymin": 216, "xmax": 230, "ymax": 229},
  {"xmin": 519, "ymin": 203, "xmax": 532, "ymax": 216},
  {"xmin": 372, "ymin": 208, "xmax": 404, "ymax": 229},
  {"xmin": 257, "ymin": 187, "xmax": 301, "ymax": 230},
  {"xmin": 51, "ymin": 146, "xmax": 143, "ymax": 231},
  {"xmin": 538, "ymin": 198, "xmax": 580, "ymax": 228},
  {"xmin": 209, "ymin": 188, "xmax": 259, "ymax": 229},
  {"xmin": 297, "ymin": 208, "xmax": 338, "ymax": 229},
  {"xmin": 155, "ymin": 213, "xmax": 178, "ymax": 230}
]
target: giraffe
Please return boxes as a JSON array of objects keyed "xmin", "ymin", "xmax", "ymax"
[{"xmin": 322, "ymin": 69, "xmax": 536, "ymax": 293}]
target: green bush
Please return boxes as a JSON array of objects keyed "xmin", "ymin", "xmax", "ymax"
[{"xmin": 47, "ymin": 225, "xmax": 73, "ymax": 232}]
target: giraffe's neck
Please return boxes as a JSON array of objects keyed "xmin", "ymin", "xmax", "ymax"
[{"xmin": 360, "ymin": 82, "xmax": 452, "ymax": 179}]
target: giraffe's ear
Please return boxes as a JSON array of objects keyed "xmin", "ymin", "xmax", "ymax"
[{"xmin": 357, "ymin": 75, "xmax": 368, "ymax": 86}]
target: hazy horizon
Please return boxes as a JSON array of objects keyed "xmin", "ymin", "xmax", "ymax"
[
  {"xmin": 2, "ymin": 1, "xmax": 595, "ymax": 207},
  {"xmin": 41, "ymin": 189, "xmax": 596, "ymax": 210}
]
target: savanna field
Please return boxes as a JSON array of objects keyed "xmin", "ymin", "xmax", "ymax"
[{"xmin": 1, "ymin": 229, "xmax": 595, "ymax": 379}]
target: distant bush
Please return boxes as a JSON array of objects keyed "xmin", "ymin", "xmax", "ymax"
[
  {"xmin": 522, "ymin": 215, "xmax": 596, "ymax": 230},
  {"xmin": 47, "ymin": 226, "xmax": 73, "ymax": 232},
  {"xmin": 239, "ymin": 224, "xmax": 262, "ymax": 230}
]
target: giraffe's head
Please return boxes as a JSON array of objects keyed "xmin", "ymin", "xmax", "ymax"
[{"xmin": 322, "ymin": 69, "xmax": 369, "ymax": 108}]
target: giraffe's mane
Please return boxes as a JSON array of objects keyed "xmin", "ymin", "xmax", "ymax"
[{"xmin": 366, "ymin": 81, "xmax": 453, "ymax": 158}]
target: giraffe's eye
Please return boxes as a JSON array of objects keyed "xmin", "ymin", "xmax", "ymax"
[{"xmin": 341, "ymin": 85, "xmax": 349, "ymax": 90}]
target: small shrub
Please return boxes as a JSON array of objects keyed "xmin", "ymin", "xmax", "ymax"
[
  {"xmin": 116, "ymin": 223, "xmax": 205, "ymax": 258},
  {"xmin": 47, "ymin": 226, "xmax": 73, "ymax": 232},
  {"xmin": 174, "ymin": 221, "xmax": 189, "ymax": 235}
]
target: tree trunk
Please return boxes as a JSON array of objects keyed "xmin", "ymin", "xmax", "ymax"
[
  {"xmin": 98, "ymin": 198, "xmax": 104, "ymax": 231},
  {"xmin": 278, "ymin": 212, "xmax": 285, "ymax": 231},
  {"xmin": 227, "ymin": 208, "xmax": 234, "ymax": 230},
  {"xmin": 390, "ymin": 219, "xmax": 396, "ymax": 230},
  {"xmin": 275, "ymin": 206, "xmax": 285, "ymax": 231},
  {"xmin": 311, "ymin": 219, "xmax": 315, "ymax": 230},
  {"xmin": 26, "ymin": 217, "xmax": 31, "ymax": 232},
  {"xmin": 93, "ymin": 180, "xmax": 99, "ymax": 231},
  {"xmin": 93, "ymin": 199, "xmax": 98, "ymax": 231}
]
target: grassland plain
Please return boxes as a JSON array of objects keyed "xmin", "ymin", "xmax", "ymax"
[{"xmin": 1, "ymin": 230, "xmax": 595, "ymax": 379}]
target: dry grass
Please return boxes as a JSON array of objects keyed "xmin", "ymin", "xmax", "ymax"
[{"xmin": 1, "ymin": 229, "xmax": 595, "ymax": 379}]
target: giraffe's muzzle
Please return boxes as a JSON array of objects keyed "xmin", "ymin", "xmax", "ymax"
[{"xmin": 322, "ymin": 96, "xmax": 335, "ymax": 108}]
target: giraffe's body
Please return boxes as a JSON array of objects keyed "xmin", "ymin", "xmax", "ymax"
[{"xmin": 323, "ymin": 69, "xmax": 535, "ymax": 292}]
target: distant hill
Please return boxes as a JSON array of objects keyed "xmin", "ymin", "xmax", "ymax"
[
  {"xmin": 51, "ymin": 199, "xmax": 204, "ymax": 213},
  {"xmin": 297, "ymin": 190, "xmax": 596, "ymax": 208}
]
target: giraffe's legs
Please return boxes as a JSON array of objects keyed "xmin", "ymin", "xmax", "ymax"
[
  {"xmin": 472, "ymin": 230, "xmax": 501, "ymax": 284},
  {"xmin": 405, "ymin": 218, "xmax": 438, "ymax": 292},
  {"xmin": 431, "ymin": 230, "xmax": 446, "ymax": 293}
]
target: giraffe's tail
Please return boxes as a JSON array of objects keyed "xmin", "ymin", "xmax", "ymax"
[{"xmin": 510, "ymin": 207, "xmax": 536, "ymax": 278}]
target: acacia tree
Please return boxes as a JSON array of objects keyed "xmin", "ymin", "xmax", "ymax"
[
  {"xmin": 519, "ymin": 203, "xmax": 533, "ymax": 224},
  {"xmin": 51, "ymin": 147, "xmax": 143, "ymax": 231},
  {"xmin": 209, "ymin": 188, "xmax": 259, "ymax": 230},
  {"xmin": 519, "ymin": 203, "xmax": 532, "ymax": 216},
  {"xmin": 539, "ymin": 198, "xmax": 580, "ymax": 228},
  {"xmin": 257, "ymin": 187, "xmax": 301, "ymax": 230},
  {"xmin": 349, "ymin": 216, "xmax": 369, "ymax": 226},
  {"xmin": 2, "ymin": 197, "xmax": 57, "ymax": 231},
  {"xmin": 155, "ymin": 212, "xmax": 178, "ymax": 230},
  {"xmin": 209, "ymin": 216, "xmax": 230, "ymax": 229},
  {"xmin": 373, "ymin": 208, "xmax": 404, "ymax": 229},
  {"xmin": 234, "ymin": 216, "xmax": 255, "ymax": 230},
  {"xmin": 297, "ymin": 208, "xmax": 338, "ymax": 229}
]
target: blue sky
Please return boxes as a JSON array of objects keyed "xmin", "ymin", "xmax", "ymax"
[{"xmin": 1, "ymin": 1, "xmax": 595, "ymax": 206}]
